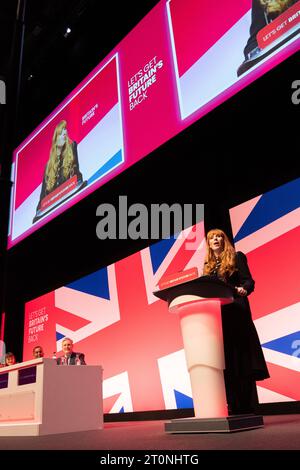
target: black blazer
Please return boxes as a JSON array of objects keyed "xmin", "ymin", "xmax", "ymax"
[
  {"xmin": 212, "ymin": 251, "xmax": 269, "ymax": 381},
  {"xmin": 57, "ymin": 352, "xmax": 86, "ymax": 365}
]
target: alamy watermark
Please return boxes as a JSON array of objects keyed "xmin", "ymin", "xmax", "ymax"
[
  {"xmin": 96, "ymin": 196, "xmax": 204, "ymax": 249},
  {"xmin": 0, "ymin": 78, "xmax": 6, "ymax": 105},
  {"xmin": 291, "ymin": 80, "xmax": 300, "ymax": 105}
]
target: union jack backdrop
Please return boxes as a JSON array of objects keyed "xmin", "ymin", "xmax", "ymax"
[
  {"xmin": 23, "ymin": 222, "xmax": 206, "ymax": 413},
  {"xmin": 23, "ymin": 178, "xmax": 300, "ymax": 413},
  {"xmin": 230, "ymin": 177, "xmax": 300, "ymax": 403}
]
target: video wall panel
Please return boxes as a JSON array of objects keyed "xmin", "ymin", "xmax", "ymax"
[
  {"xmin": 9, "ymin": 0, "xmax": 300, "ymax": 247},
  {"xmin": 167, "ymin": 0, "xmax": 300, "ymax": 119},
  {"xmin": 9, "ymin": 55, "xmax": 123, "ymax": 244}
]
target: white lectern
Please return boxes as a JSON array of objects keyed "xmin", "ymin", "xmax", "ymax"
[
  {"xmin": 0, "ymin": 358, "xmax": 103, "ymax": 436},
  {"xmin": 154, "ymin": 275, "xmax": 264, "ymax": 433}
]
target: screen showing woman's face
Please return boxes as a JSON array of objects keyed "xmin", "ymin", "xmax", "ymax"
[{"xmin": 56, "ymin": 128, "xmax": 67, "ymax": 147}]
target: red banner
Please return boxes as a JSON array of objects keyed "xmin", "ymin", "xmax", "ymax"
[
  {"xmin": 40, "ymin": 175, "xmax": 78, "ymax": 210},
  {"xmin": 158, "ymin": 267, "xmax": 199, "ymax": 290}
]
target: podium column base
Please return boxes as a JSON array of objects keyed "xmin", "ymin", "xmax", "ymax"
[{"xmin": 165, "ymin": 414, "xmax": 264, "ymax": 433}]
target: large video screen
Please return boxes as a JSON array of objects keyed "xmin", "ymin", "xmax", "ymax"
[
  {"xmin": 9, "ymin": 55, "xmax": 124, "ymax": 245},
  {"xmin": 230, "ymin": 177, "xmax": 300, "ymax": 404},
  {"xmin": 9, "ymin": 0, "xmax": 300, "ymax": 247},
  {"xmin": 167, "ymin": 0, "xmax": 300, "ymax": 119},
  {"xmin": 23, "ymin": 221, "xmax": 206, "ymax": 413}
]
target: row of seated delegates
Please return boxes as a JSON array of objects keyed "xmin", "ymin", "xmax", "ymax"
[
  {"xmin": 0, "ymin": 347, "xmax": 43, "ymax": 366},
  {"xmin": 32, "ymin": 340, "xmax": 86, "ymax": 365},
  {"xmin": 0, "ymin": 342, "xmax": 86, "ymax": 367},
  {"xmin": 0, "ymin": 352, "xmax": 17, "ymax": 367}
]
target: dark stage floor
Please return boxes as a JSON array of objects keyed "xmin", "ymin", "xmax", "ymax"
[{"xmin": 0, "ymin": 414, "xmax": 299, "ymax": 451}]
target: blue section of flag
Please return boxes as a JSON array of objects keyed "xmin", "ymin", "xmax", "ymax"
[
  {"xmin": 235, "ymin": 178, "xmax": 300, "ymax": 242},
  {"xmin": 67, "ymin": 267, "xmax": 110, "ymax": 299},
  {"xmin": 87, "ymin": 150, "xmax": 123, "ymax": 186},
  {"xmin": 149, "ymin": 236, "xmax": 177, "ymax": 274},
  {"xmin": 119, "ymin": 406, "xmax": 124, "ymax": 413},
  {"xmin": 56, "ymin": 331, "xmax": 65, "ymax": 342},
  {"xmin": 262, "ymin": 331, "xmax": 300, "ymax": 357},
  {"xmin": 174, "ymin": 389, "xmax": 193, "ymax": 409}
]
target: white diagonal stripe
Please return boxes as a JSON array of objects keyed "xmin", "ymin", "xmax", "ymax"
[
  {"xmin": 103, "ymin": 371, "xmax": 133, "ymax": 413},
  {"xmin": 235, "ymin": 207, "xmax": 300, "ymax": 254},
  {"xmin": 141, "ymin": 223, "xmax": 205, "ymax": 305},
  {"xmin": 55, "ymin": 264, "xmax": 120, "ymax": 349},
  {"xmin": 254, "ymin": 302, "xmax": 300, "ymax": 343},
  {"xmin": 262, "ymin": 347, "xmax": 300, "ymax": 372},
  {"xmin": 257, "ymin": 385, "xmax": 295, "ymax": 403}
]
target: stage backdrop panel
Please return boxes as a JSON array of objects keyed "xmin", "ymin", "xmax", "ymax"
[
  {"xmin": 230, "ymin": 177, "xmax": 300, "ymax": 404},
  {"xmin": 23, "ymin": 221, "xmax": 206, "ymax": 413},
  {"xmin": 9, "ymin": 0, "xmax": 300, "ymax": 247}
]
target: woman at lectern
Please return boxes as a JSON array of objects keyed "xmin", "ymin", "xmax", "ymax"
[{"xmin": 203, "ymin": 228, "xmax": 269, "ymax": 414}]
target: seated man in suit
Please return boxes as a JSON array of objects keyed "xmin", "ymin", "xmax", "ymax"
[
  {"xmin": 57, "ymin": 337, "xmax": 86, "ymax": 365},
  {"xmin": 33, "ymin": 345, "xmax": 44, "ymax": 359}
]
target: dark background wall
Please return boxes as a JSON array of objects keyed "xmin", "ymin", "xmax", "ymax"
[{"xmin": 0, "ymin": 1, "xmax": 299, "ymax": 364}]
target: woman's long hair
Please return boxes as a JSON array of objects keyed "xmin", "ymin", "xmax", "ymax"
[
  {"xmin": 203, "ymin": 228, "xmax": 237, "ymax": 279},
  {"xmin": 45, "ymin": 120, "xmax": 75, "ymax": 193}
]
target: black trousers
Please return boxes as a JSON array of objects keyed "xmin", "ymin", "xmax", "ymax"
[{"xmin": 224, "ymin": 371, "xmax": 259, "ymax": 415}]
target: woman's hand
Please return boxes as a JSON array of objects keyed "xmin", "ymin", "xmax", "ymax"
[{"xmin": 235, "ymin": 286, "xmax": 248, "ymax": 296}]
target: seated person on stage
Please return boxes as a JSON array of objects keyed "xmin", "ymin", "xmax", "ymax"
[
  {"xmin": 0, "ymin": 352, "xmax": 17, "ymax": 367},
  {"xmin": 33, "ymin": 345, "xmax": 44, "ymax": 359},
  {"xmin": 57, "ymin": 337, "xmax": 86, "ymax": 365},
  {"xmin": 237, "ymin": 0, "xmax": 297, "ymax": 76}
]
